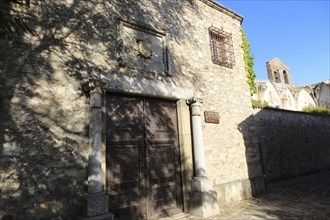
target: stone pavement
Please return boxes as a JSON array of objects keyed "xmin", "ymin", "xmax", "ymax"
[
  {"xmin": 212, "ymin": 171, "xmax": 330, "ymax": 220},
  {"xmin": 161, "ymin": 171, "xmax": 330, "ymax": 220}
]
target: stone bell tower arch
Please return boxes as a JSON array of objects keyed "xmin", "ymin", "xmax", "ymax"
[{"xmin": 266, "ymin": 58, "xmax": 292, "ymax": 85}]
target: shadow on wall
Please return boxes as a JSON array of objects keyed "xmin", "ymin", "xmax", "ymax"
[
  {"xmin": 0, "ymin": 2, "xmax": 90, "ymax": 219},
  {"xmin": 238, "ymin": 107, "xmax": 330, "ymax": 188},
  {"xmin": 237, "ymin": 111, "xmax": 265, "ymax": 198},
  {"xmin": 0, "ymin": 0, "xmax": 199, "ymax": 219}
]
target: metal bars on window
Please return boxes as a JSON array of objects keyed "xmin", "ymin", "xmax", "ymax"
[{"xmin": 209, "ymin": 26, "xmax": 235, "ymax": 68}]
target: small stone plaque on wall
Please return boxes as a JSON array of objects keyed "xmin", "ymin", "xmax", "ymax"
[{"xmin": 204, "ymin": 111, "xmax": 220, "ymax": 124}]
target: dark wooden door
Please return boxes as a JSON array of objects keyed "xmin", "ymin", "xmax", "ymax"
[{"xmin": 106, "ymin": 93, "xmax": 183, "ymax": 219}]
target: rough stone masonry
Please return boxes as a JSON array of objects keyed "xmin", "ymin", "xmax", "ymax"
[{"xmin": 1, "ymin": 0, "xmax": 329, "ymax": 219}]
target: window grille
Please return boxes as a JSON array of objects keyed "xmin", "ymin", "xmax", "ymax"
[{"xmin": 209, "ymin": 26, "xmax": 235, "ymax": 68}]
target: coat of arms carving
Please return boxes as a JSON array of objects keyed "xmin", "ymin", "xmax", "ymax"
[{"xmin": 135, "ymin": 35, "xmax": 153, "ymax": 59}]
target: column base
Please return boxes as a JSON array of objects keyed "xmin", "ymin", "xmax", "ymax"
[
  {"xmin": 189, "ymin": 177, "xmax": 220, "ymax": 218},
  {"xmin": 79, "ymin": 192, "xmax": 113, "ymax": 220}
]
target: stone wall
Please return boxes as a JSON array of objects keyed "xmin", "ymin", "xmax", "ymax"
[
  {"xmin": 2, "ymin": 0, "xmax": 328, "ymax": 217},
  {"xmin": 1, "ymin": 1, "xmax": 91, "ymax": 218},
  {"xmin": 0, "ymin": 0, "xmax": 258, "ymax": 218},
  {"xmin": 0, "ymin": 0, "xmax": 106, "ymax": 218},
  {"xmin": 317, "ymin": 81, "xmax": 330, "ymax": 108},
  {"xmin": 239, "ymin": 108, "xmax": 330, "ymax": 183}
]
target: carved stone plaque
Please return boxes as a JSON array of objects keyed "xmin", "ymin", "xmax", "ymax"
[
  {"xmin": 119, "ymin": 21, "xmax": 168, "ymax": 75},
  {"xmin": 204, "ymin": 111, "xmax": 220, "ymax": 124}
]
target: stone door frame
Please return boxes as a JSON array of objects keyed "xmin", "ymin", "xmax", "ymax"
[{"xmin": 100, "ymin": 87, "xmax": 194, "ymax": 214}]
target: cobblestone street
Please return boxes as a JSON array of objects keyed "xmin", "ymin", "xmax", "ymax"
[
  {"xmin": 163, "ymin": 171, "xmax": 330, "ymax": 220},
  {"xmin": 209, "ymin": 171, "xmax": 330, "ymax": 219}
]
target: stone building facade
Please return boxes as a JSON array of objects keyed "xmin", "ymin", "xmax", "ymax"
[
  {"xmin": 0, "ymin": 0, "xmax": 264, "ymax": 219},
  {"xmin": 255, "ymin": 58, "xmax": 329, "ymax": 111},
  {"xmin": 315, "ymin": 80, "xmax": 330, "ymax": 108}
]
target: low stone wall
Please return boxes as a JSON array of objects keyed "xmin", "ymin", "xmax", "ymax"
[
  {"xmin": 240, "ymin": 108, "xmax": 330, "ymax": 183},
  {"xmin": 215, "ymin": 176, "xmax": 265, "ymax": 205}
]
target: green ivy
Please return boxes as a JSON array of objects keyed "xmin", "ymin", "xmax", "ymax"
[
  {"xmin": 241, "ymin": 28, "xmax": 256, "ymax": 96},
  {"xmin": 252, "ymin": 99, "xmax": 269, "ymax": 109}
]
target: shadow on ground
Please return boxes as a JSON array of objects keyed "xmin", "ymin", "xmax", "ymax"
[{"xmin": 214, "ymin": 171, "xmax": 330, "ymax": 219}]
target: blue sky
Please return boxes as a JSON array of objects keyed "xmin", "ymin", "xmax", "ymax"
[{"xmin": 218, "ymin": 0, "xmax": 330, "ymax": 85}]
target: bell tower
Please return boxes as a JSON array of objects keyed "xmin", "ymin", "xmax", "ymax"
[{"xmin": 266, "ymin": 58, "xmax": 292, "ymax": 84}]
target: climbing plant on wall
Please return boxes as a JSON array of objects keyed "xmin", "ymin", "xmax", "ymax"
[{"xmin": 241, "ymin": 28, "xmax": 256, "ymax": 96}]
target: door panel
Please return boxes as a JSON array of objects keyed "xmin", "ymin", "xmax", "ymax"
[
  {"xmin": 106, "ymin": 94, "xmax": 145, "ymax": 219},
  {"xmin": 106, "ymin": 96, "xmax": 144, "ymax": 142},
  {"xmin": 145, "ymin": 100, "xmax": 177, "ymax": 140},
  {"xmin": 106, "ymin": 93, "xmax": 182, "ymax": 219},
  {"xmin": 145, "ymin": 100, "xmax": 183, "ymax": 217},
  {"xmin": 148, "ymin": 142, "xmax": 177, "ymax": 214}
]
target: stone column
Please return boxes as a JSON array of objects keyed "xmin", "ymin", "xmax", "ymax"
[
  {"xmin": 88, "ymin": 84, "xmax": 103, "ymax": 193},
  {"xmin": 187, "ymin": 97, "xmax": 219, "ymax": 218},
  {"xmin": 190, "ymin": 98, "xmax": 207, "ymax": 177},
  {"xmin": 80, "ymin": 81, "xmax": 113, "ymax": 220}
]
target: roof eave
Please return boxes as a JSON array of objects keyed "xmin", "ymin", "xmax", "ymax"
[{"xmin": 199, "ymin": 0, "xmax": 244, "ymax": 24}]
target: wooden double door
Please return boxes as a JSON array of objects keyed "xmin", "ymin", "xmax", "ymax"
[{"xmin": 106, "ymin": 93, "xmax": 183, "ymax": 219}]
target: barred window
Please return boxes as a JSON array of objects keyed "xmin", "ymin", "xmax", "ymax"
[{"xmin": 209, "ymin": 26, "xmax": 235, "ymax": 68}]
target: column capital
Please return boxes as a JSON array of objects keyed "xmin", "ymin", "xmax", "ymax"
[
  {"xmin": 187, "ymin": 97, "xmax": 203, "ymax": 116},
  {"xmin": 89, "ymin": 80, "xmax": 104, "ymax": 95},
  {"xmin": 187, "ymin": 97, "xmax": 203, "ymax": 106},
  {"xmin": 82, "ymin": 79, "xmax": 107, "ymax": 95},
  {"xmin": 89, "ymin": 80, "xmax": 104, "ymax": 108}
]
